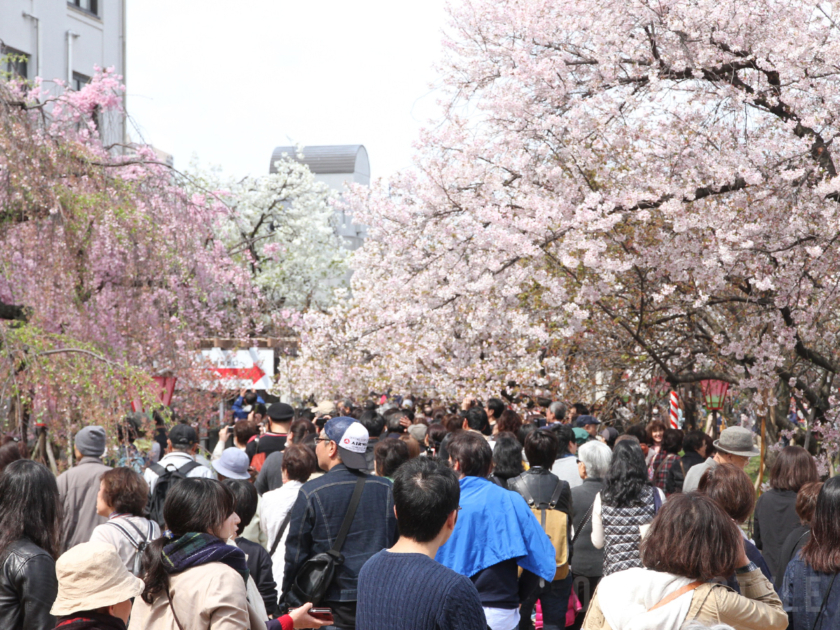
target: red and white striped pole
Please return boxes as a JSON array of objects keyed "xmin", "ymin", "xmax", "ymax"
[{"xmin": 669, "ymin": 391, "xmax": 680, "ymax": 429}]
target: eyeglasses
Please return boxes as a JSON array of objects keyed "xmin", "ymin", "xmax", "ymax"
[{"xmin": 314, "ymin": 437, "xmax": 333, "ymax": 445}]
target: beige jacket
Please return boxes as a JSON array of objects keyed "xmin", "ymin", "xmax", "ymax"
[
  {"xmin": 128, "ymin": 562, "xmax": 267, "ymax": 630},
  {"xmin": 583, "ymin": 567, "xmax": 788, "ymax": 630}
]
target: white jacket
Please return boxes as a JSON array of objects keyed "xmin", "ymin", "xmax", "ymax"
[{"xmin": 259, "ymin": 480, "xmax": 303, "ymax": 596}]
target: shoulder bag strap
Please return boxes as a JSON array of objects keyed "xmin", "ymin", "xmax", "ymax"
[
  {"xmin": 165, "ymin": 586, "xmax": 186, "ymax": 630},
  {"xmin": 178, "ymin": 459, "xmax": 202, "ymax": 475},
  {"xmin": 652, "ymin": 486, "xmax": 662, "ymax": 513},
  {"xmin": 548, "ymin": 478, "xmax": 565, "ymax": 509},
  {"xmin": 149, "ymin": 463, "xmax": 165, "ymax": 476},
  {"xmin": 813, "ymin": 572, "xmax": 838, "ymax": 630},
  {"xmin": 330, "ymin": 474, "xmax": 366, "ymax": 555},
  {"xmin": 269, "ymin": 510, "xmax": 293, "ymax": 557},
  {"xmin": 106, "ymin": 520, "xmax": 142, "ymax": 550},
  {"xmin": 647, "ymin": 581, "xmax": 703, "ymax": 612},
  {"xmin": 511, "ymin": 475, "xmax": 536, "ymax": 506},
  {"xmin": 572, "ymin": 503, "xmax": 595, "ymax": 544}
]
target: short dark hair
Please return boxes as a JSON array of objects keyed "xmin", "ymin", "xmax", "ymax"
[
  {"xmin": 100, "ymin": 467, "xmax": 150, "ymax": 517},
  {"xmin": 359, "ymin": 410, "xmax": 386, "ymax": 438},
  {"xmin": 624, "ymin": 424, "xmax": 651, "ymax": 445},
  {"xmin": 572, "ymin": 402, "xmax": 589, "ymax": 416},
  {"xmin": 465, "ymin": 407, "xmax": 489, "ymax": 432},
  {"xmin": 769, "ymin": 445, "xmax": 819, "ymax": 492},
  {"xmin": 393, "ymin": 457, "xmax": 460, "ymax": 543},
  {"xmin": 221, "ymin": 479, "xmax": 258, "ymax": 535},
  {"xmin": 518, "ymin": 422, "xmax": 538, "ymax": 447},
  {"xmin": 491, "ymin": 432, "xmax": 524, "ymax": 480},
  {"xmin": 661, "ymin": 429, "xmax": 683, "ymax": 455},
  {"xmin": 282, "ymin": 444, "xmax": 316, "ymax": 483},
  {"xmin": 428, "ymin": 423, "xmax": 447, "ymax": 453},
  {"xmin": 447, "ymin": 431, "xmax": 492, "ymax": 477},
  {"xmin": 486, "ymin": 398, "xmax": 505, "ymax": 419},
  {"xmin": 524, "ymin": 430, "xmax": 559, "ymax": 468},
  {"xmin": 682, "ymin": 430, "xmax": 706, "ymax": 454},
  {"xmin": 244, "ymin": 392, "xmax": 258, "ymax": 406},
  {"xmin": 640, "ymin": 492, "xmax": 742, "ymax": 581},
  {"xmin": 697, "ymin": 463, "xmax": 755, "ymax": 524},
  {"xmin": 796, "ymin": 481, "xmax": 823, "ymax": 524},
  {"xmin": 374, "ymin": 439, "xmax": 410, "ymax": 477},
  {"xmin": 549, "ymin": 423, "xmax": 575, "ymax": 457},
  {"xmin": 234, "ymin": 420, "xmax": 258, "ymax": 447},
  {"xmin": 800, "ymin": 476, "xmax": 840, "ymax": 573}
]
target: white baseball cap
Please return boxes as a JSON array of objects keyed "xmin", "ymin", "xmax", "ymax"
[{"xmin": 324, "ymin": 417, "xmax": 369, "ymax": 469}]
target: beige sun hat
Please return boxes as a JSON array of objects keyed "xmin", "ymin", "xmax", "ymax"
[{"xmin": 51, "ymin": 542, "xmax": 145, "ymax": 616}]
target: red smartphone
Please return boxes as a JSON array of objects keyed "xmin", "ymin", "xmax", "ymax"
[{"xmin": 309, "ymin": 608, "xmax": 334, "ymax": 623}]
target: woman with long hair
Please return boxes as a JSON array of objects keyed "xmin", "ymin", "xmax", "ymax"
[
  {"xmin": 583, "ymin": 493, "xmax": 788, "ymax": 630},
  {"xmin": 782, "ymin": 476, "xmax": 840, "ymax": 630},
  {"xmin": 754, "ymin": 445, "xmax": 819, "ymax": 580},
  {"xmin": 590, "ymin": 439, "xmax": 665, "ymax": 575},
  {"xmin": 650, "ymin": 428, "xmax": 682, "ymax": 492},
  {"xmin": 0, "ymin": 459, "xmax": 61, "ymax": 630},
  {"xmin": 644, "ymin": 420, "xmax": 666, "ymax": 467},
  {"xmin": 129, "ymin": 477, "xmax": 324, "ymax": 630}
]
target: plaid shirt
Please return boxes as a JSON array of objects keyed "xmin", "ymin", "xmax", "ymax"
[{"xmin": 650, "ymin": 452, "xmax": 679, "ymax": 490}]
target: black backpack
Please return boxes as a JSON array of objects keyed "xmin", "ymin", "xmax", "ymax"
[{"xmin": 147, "ymin": 460, "xmax": 202, "ymax": 527}]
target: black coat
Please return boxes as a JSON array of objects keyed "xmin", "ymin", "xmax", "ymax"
[
  {"xmin": 570, "ymin": 478, "xmax": 605, "ymax": 577},
  {"xmin": 754, "ymin": 489, "xmax": 801, "ymax": 580},
  {"xmin": 0, "ymin": 538, "xmax": 57, "ymax": 630},
  {"xmin": 236, "ymin": 536, "xmax": 279, "ymax": 616}
]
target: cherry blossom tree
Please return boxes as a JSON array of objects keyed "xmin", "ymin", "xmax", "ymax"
[
  {"xmin": 0, "ymin": 70, "xmax": 259, "ymax": 458},
  {"xmin": 189, "ymin": 155, "xmax": 349, "ymax": 313},
  {"xmin": 292, "ymin": 0, "xmax": 840, "ymax": 457}
]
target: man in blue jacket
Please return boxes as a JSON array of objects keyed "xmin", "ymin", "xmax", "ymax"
[
  {"xmin": 436, "ymin": 431, "xmax": 557, "ymax": 630},
  {"xmin": 282, "ymin": 417, "xmax": 398, "ymax": 629}
]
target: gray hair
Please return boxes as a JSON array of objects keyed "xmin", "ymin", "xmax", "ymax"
[
  {"xmin": 548, "ymin": 401, "xmax": 566, "ymax": 420},
  {"xmin": 578, "ymin": 440, "xmax": 612, "ymax": 478}
]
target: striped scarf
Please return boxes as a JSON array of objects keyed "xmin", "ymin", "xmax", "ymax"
[{"xmin": 162, "ymin": 532, "xmax": 249, "ymax": 585}]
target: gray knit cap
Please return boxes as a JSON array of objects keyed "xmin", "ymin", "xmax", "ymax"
[{"xmin": 75, "ymin": 426, "xmax": 107, "ymax": 457}]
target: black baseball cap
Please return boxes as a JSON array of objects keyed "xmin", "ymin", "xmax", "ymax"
[{"xmin": 169, "ymin": 424, "xmax": 198, "ymax": 447}]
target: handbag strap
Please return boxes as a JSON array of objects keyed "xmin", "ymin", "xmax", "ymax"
[
  {"xmin": 270, "ymin": 509, "xmax": 293, "ymax": 557},
  {"xmin": 647, "ymin": 581, "xmax": 703, "ymax": 612},
  {"xmin": 572, "ymin": 502, "xmax": 595, "ymax": 544},
  {"xmin": 165, "ymin": 586, "xmax": 186, "ymax": 630},
  {"xmin": 813, "ymin": 572, "xmax": 838, "ymax": 630},
  {"xmin": 330, "ymin": 474, "xmax": 366, "ymax": 555}
]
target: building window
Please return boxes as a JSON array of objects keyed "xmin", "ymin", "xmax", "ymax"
[
  {"xmin": 72, "ymin": 71, "xmax": 90, "ymax": 91},
  {"xmin": 0, "ymin": 47, "xmax": 29, "ymax": 80},
  {"xmin": 69, "ymin": 0, "xmax": 98, "ymax": 16}
]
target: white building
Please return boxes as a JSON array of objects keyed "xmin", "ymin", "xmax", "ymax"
[
  {"xmin": 269, "ymin": 145, "xmax": 370, "ymax": 250},
  {"xmin": 0, "ymin": 0, "xmax": 127, "ymax": 147}
]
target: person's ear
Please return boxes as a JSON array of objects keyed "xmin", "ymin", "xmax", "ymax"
[
  {"xmin": 462, "ymin": 418, "xmax": 469, "ymax": 430},
  {"xmin": 446, "ymin": 509, "xmax": 458, "ymax": 529},
  {"xmin": 450, "ymin": 459, "xmax": 461, "ymax": 472}
]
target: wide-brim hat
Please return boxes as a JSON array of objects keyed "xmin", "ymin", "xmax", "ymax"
[
  {"xmin": 713, "ymin": 426, "xmax": 760, "ymax": 457},
  {"xmin": 213, "ymin": 447, "xmax": 251, "ymax": 479},
  {"xmin": 51, "ymin": 542, "xmax": 145, "ymax": 616}
]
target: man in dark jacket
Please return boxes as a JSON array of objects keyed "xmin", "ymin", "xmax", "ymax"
[
  {"xmin": 509, "ymin": 429, "xmax": 573, "ymax": 630},
  {"xmin": 569, "ymin": 440, "xmax": 612, "ymax": 629},
  {"xmin": 282, "ymin": 417, "xmax": 397, "ymax": 629}
]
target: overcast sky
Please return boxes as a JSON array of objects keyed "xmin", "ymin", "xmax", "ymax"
[{"xmin": 125, "ymin": 0, "xmax": 450, "ymax": 181}]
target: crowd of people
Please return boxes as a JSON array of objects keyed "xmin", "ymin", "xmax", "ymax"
[{"xmin": 0, "ymin": 390, "xmax": 837, "ymax": 630}]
